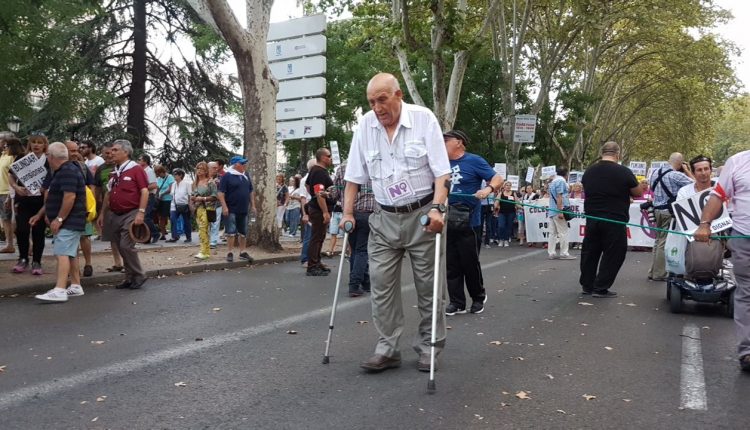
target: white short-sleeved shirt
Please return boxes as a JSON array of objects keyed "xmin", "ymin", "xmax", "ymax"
[
  {"xmin": 85, "ymin": 155, "xmax": 105, "ymax": 174},
  {"xmin": 344, "ymin": 101, "xmax": 451, "ymax": 205},
  {"xmin": 713, "ymin": 150, "xmax": 750, "ymax": 234}
]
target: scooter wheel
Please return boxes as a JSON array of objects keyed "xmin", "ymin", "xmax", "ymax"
[{"xmin": 669, "ymin": 283, "xmax": 682, "ymax": 314}]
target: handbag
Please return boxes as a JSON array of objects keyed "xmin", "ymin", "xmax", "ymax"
[
  {"xmin": 562, "ymin": 206, "xmax": 574, "ymax": 221},
  {"xmin": 176, "ymin": 203, "xmax": 189, "ymax": 214},
  {"xmin": 447, "ymin": 204, "xmax": 472, "ymax": 231},
  {"xmin": 206, "ymin": 207, "xmax": 217, "ymax": 223}
]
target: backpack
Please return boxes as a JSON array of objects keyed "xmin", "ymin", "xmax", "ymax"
[{"xmin": 77, "ymin": 162, "xmax": 97, "ymax": 222}]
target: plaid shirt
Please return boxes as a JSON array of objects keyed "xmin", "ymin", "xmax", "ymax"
[
  {"xmin": 649, "ymin": 166, "xmax": 693, "ymax": 207},
  {"xmin": 331, "ymin": 162, "xmax": 375, "ymax": 213}
]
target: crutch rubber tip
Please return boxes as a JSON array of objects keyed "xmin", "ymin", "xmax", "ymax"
[
  {"xmin": 427, "ymin": 380, "xmax": 436, "ymax": 392},
  {"xmin": 322, "ymin": 356, "xmax": 330, "ymax": 364}
]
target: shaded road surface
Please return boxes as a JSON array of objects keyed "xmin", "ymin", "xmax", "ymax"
[{"xmin": 1, "ymin": 247, "xmax": 748, "ymax": 429}]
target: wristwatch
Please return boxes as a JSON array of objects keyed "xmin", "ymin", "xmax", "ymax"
[
  {"xmin": 430, "ymin": 203, "xmax": 447, "ymax": 214},
  {"xmin": 56, "ymin": 217, "xmax": 64, "ymax": 223},
  {"xmin": 138, "ymin": 208, "xmax": 146, "ymax": 213}
]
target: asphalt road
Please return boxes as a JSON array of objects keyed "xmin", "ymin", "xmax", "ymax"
[{"xmin": 1, "ymin": 246, "xmax": 748, "ymax": 429}]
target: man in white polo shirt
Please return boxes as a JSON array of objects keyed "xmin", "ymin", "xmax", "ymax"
[{"xmin": 341, "ymin": 73, "xmax": 451, "ymax": 373}]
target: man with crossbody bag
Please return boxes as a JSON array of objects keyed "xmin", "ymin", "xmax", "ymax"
[{"xmin": 647, "ymin": 153, "xmax": 693, "ymax": 281}]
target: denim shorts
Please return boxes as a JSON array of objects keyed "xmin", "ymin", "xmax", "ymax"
[
  {"xmin": 225, "ymin": 212, "xmax": 247, "ymax": 237},
  {"xmin": 53, "ymin": 228, "xmax": 82, "ymax": 257},
  {"xmin": 328, "ymin": 212, "xmax": 343, "ymax": 235},
  {"xmin": 0, "ymin": 194, "xmax": 11, "ymax": 221}
]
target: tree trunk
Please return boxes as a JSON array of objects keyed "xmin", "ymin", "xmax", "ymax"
[
  {"xmin": 187, "ymin": 0, "xmax": 281, "ymax": 252},
  {"xmin": 126, "ymin": 0, "xmax": 148, "ymax": 151}
]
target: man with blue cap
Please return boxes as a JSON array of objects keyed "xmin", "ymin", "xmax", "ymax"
[{"xmin": 218, "ymin": 155, "xmax": 256, "ymax": 263}]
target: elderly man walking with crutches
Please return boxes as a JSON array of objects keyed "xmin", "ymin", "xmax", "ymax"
[{"xmin": 340, "ymin": 73, "xmax": 451, "ymax": 379}]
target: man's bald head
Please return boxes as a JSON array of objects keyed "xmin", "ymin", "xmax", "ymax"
[
  {"xmin": 366, "ymin": 73, "xmax": 403, "ymax": 129},
  {"xmin": 669, "ymin": 152, "xmax": 684, "ymax": 170},
  {"xmin": 367, "ymin": 73, "xmax": 401, "ymax": 94},
  {"xmin": 601, "ymin": 141, "xmax": 620, "ymax": 157}
]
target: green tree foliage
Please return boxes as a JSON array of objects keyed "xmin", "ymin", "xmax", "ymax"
[{"xmin": 713, "ymin": 94, "xmax": 750, "ymax": 165}]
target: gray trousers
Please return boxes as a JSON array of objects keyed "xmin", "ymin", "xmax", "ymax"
[
  {"xmin": 729, "ymin": 235, "xmax": 750, "ymax": 358},
  {"xmin": 108, "ymin": 209, "xmax": 146, "ymax": 282},
  {"xmin": 649, "ymin": 210, "xmax": 672, "ymax": 279},
  {"xmin": 368, "ymin": 205, "xmax": 447, "ymax": 358}
]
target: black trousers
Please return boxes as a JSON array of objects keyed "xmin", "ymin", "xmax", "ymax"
[
  {"xmin": 307, "ymin": 205, "xmax": 327, "ymax": 270},
  {"xmin": 15, "ymin": 196, "xmax": 45, "ymax": 264},
  {"xmin": 347, "ymin": 211, "xmax": 371, "ymax": 292},
  {"xmin": 579, "ymin": 219, "xmax": 628, "ymax": 293},
  {"xmin": 446, "ymin": 226, "xmax": 485, "ymax": 309}
]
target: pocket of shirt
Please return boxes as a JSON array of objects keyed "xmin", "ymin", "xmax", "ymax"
[{"xmin": 403, "ymin": 140, "xmax": 428, "ymax": 171}]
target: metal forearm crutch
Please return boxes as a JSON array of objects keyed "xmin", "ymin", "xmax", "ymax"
[
  {"xmin": 420, "ymin": 210, "xmax": 445, "ymax": 393},
  {"xmin": 322, "ymin": 220, "xmax": 354, "ymax": 364}
]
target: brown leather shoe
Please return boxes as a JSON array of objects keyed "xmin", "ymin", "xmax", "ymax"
[
  {"xmin": 417, "ymin": 353, "xmax": 436, "ymax": 372},
  {"xmin": 360, "ymin": 354, "xmax": 401, "ymax": 372}
]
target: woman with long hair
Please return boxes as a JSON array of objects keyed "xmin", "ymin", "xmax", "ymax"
[
  {"xmin": 285, "ymin": 176, "xmax": 301, "ymax": 237},
  {"xmin": 9, "ymin": 132, "xmax": 49, "ymax": 274},
  {"xmin": 494, "ymin": 181, "xmax": 518, "ymax": 247},
  {"xmin": 191, "ymin": 162, "xmax": 217, "ymax": 260}
]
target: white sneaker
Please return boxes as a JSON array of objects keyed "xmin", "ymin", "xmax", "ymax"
[
  {"xmin": 194, "ymin": 253, "xmax": 210, "ymax": 260},
  {"xmin": 35, "ymin": 288, "xmax": 69, "ymax": 302},
  {"xmin": 66, "ymin": 284, "xmax": 84, "ymax": 297},
  {"xmin": 503, "ymin": 241, "xmax": 509, "ymax": 247},
  {"xmin": 558, "ymin": 254, "xmax": 577, "ymax": 260}
]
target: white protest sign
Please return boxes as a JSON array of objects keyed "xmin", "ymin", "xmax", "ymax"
[
  {"xmin": 507, "ymin": 175, "xmax": 519, "ymax": 191},
  {"xmin": 568, "ymin": 171, "xmax": 583, "ymax": 184},
  {"xmin": 494, "ymin": 163, "xmax": 507, "ymax": 179},
  {"xmin": 513, "ymin": 114, "xmax": 537, "ymax": 143},
  {"xmin": 524, "ymin": 199, "xmax": 655, "ymax": 247},
  {"xmin": 10, "ymin": 153, "xmax": 46, "ymax": 195},
  {"xmin": 629, "ymin": 161, "xmax": 647, "ymax": 176},
  {"xmin": 329, "ymin": 140, "xmax": 341, "ymax": 166},
  {"xmin": 651, "ymin": 161, "xmax": 668, "ymax": 172},
  {"xmin": 541, "ymin": 165, "xmax": 556, "ymax": 180},
  {"xmin": 671, "ymin": 189, "xmax": 732, "ymax": 239},
  {"xmin": 525, "ymin": 166, "xmax": 535, "ymax": 184}
]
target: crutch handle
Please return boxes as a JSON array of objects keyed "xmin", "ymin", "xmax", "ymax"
[
  {"xmin": 343, "ymin": 220, "xmax": 354, "ymax": 233},
  {"xmin": 419, "ymin": 214, "xmax": 431, "ymax": 226}
]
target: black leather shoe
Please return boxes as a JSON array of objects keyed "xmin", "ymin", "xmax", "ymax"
[
  {"xmin": 740, "ymin": 355, "xmax": 750, "ymax": 372},
  {"xmin": 116, "ymin": 280, "xmax": 132, "ymax": 289},
  {"xmin": 417, "ymin": 353, "xmax": 436, "ymax": 372},
  {"xmin": 592, "ymin": 290, "xmax": 617, "ymax": 298},
  {"xmin": 129, "ymin": 278, "xmax": 146, "ymax": 289},
  {"xmin": 360, "ymin": 354, "xmax": 401, "ymax": 372}
]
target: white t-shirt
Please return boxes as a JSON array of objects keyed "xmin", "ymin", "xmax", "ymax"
[
  {"xmin": 85, "ymin": 156, "xmax": 105, "ymax": 174},
  {"xmin": 170, "ymin": 179, "xmax": 193, "ymax": 208},
  {"xmin": 287, "ymin": 186, "xmax": 301, "ymax": 210}
]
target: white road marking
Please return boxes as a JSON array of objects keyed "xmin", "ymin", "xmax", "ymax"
[
  {"xmin": 680, "ymin": 323, "xmax": 708, "ymax": 410},
  {"xmin": 0, "ymin": 249, "xmax": 544, "ymax": 411}
]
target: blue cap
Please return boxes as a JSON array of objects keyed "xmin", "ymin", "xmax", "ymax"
[{"xmin": 229, "ymin": 155, "xmax": 248, "ymax": 165}]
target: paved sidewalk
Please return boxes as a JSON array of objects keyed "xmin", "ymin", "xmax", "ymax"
[{"xmin": 0, "ymin": 233, "xmax": 345, "ymax": 297}]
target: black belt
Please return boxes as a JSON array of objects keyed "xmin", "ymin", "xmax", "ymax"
[{"xmin": 379, "ymin": 194, "xmax": 433, "ymax": 214}]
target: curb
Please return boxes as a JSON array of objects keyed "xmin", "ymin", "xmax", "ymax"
[{"xmin": 0, "ymin": 255, "xmax": 301, "ymax": 297}]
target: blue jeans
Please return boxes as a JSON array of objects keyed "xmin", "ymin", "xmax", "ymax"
[
  {"xmin": 145, "ymin": 194, "xmax": 159, "ymax": 241},
  {"xmin": 210, "ymin": 209, "xmax": 222, "ymax": 245},
  {"xmin": 300, "ymin": 220, "xmax": 312, "ymax": 263},
  {"xmin": 497, "ymin": 212, "xmax": 515, "ymax": 241},
  {"xmin": 170, "ymin": 209, "xmax": 192, "ymax": 240},
  {"xmin": 481, "ymin": 205, "xmax": 495, "ymax": 245},
  {"xmin": 286, "ymin": 208, "xmax": 301, "ymax": 236},
  {"xmin": 348, "ymin": 212, "xmax": 371, "ymax": 293}
]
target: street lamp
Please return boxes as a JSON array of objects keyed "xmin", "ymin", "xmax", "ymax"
[{"xmin": 6, "ymin": 116, "xmax": 21, "ymax": 133}]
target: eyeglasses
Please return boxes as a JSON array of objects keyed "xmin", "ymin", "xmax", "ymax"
[{"xmin": 29, "ymin": 131, "xmax": 46, "ymax": 137}]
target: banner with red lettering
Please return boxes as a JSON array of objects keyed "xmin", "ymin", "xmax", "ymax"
[{"xmin": 523, "ymin": 199, "xmax": 655, "ymax": 247}]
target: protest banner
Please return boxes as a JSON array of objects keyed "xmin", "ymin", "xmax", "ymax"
[
  {"xmin": 524, "ymin": 198, "xmax": 655, "ymax": 247},
  {"xmin": 507, "ymin": 175, "xmax": 519, "ymax": 191},
  {"xmin": 10, "ymin": 153, "xmax": 46, "ymax": 195},
  {"xmin": 671, "ymin": 189, "xmax": 732, "ymax": 238},
  {"xmin": 494, "ymin": 163, "xmax": 507, "ymax": 179},
  {"xmin": 329, "ymin": 140, "xmax": 341, "ymax": 166},
  {"xmin": 629, "ymin": 161, "xmax": 647, "ymax": 176},
  {"xmin": 513, "ymin": 114, "xmax": 537, "ymax": 143},
  {"xmin": 568, "ymin": 171, "xmax": 583, "ymax": 184},
  {"xmin": 525, "ymin": 166, "xmax": 534, "ymax": 184},
  {"xmin": 541, "ymin": 165, "xmax": 556, "ymax": 180}
]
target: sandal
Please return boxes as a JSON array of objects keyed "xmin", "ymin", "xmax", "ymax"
[{"xmin": 106, "ymin": 265, "xmax": 124, "ymax": 272}]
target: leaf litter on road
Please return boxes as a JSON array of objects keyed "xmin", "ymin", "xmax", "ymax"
[
  {"xmin": 582, "ymin": 394, "xmax": 597, "ymax": 401},
  {"xmin": 174, "ymin": 382, "xmax": 187, "ymax": 387},
  {"xmin": 515, "ymin": 391, "xmax": 531, "ymax": 400},
  {"xmin": 578, "ymin": 302, "xmax": 594, "ymax": 306},
  {"xmin": 96, "ymin": 396, "xmax": 107, "ymax": 402},
  {"xmin": 286, "ymin": 330, "xmax": 298, "ymax": 335}
]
